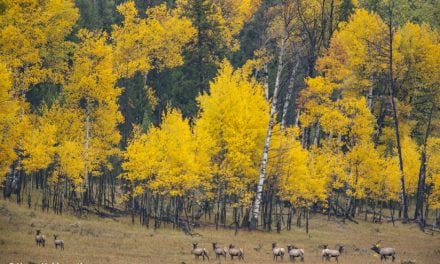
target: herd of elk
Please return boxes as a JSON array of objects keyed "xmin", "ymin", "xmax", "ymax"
[
  {"xmin": 192, "ymin": 240, "xmax": 398, "ymax": 262},
  {"xmin": 34, "ymin": 230, "xmax": 65, "ymax": 250},
  {"xmin": 33, "ymin": 230, "xmax": 397, "ymax": 262}
]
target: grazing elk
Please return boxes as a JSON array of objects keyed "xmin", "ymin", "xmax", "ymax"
[
  {"xmin": 212, "ymin": 242, "xmax": 227, "ymax": 260},
  {"xmin": 272, "ymin": 243, "xmax": 285, "ymax": 261},
  {"xmin": 35, "ymin": 230, "xmax": 46, "ymax": 247},
  {"xmin": 192, "ymin": 243, "xmax": 209, "ymax": 261},
  {"xmin": 53, "ymin": 235, "xmax": 64, "ymax": 250},
  {"xmin": 371, "ymin": 241, "xmax": 396, "ymax": 262},
  {"xmin": 287, "ymin": 245, "xmax": 304, "ymax": 262},
  {"xmin": 321, "ymin": 245, "xmax": 343, "ymax": 262},
  {"xmin": 228, "ymin": 244, "xmax": 244, "ymax": 260}
]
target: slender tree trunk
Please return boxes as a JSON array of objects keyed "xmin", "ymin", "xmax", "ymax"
[
  {"xmin": 367, "ymin": 86, "xmax": 374, "ymax": 111},
  {"xmin": 294, "ymin": 110, "xmax": 300, "ymax": 127},
  {"xmin": 306, "ymin": 207, "xmax": 310, "ymax": 234},
  {"xmin": 84, "ymin": 102, "xmax": 90, "ymax": 206},
  {"xmin": 313, "ymin": 123, "xmax": 320, "ymax": 146},
  {"xmin": 387, "ymin": 3, "xmax": 408, "ymax": 222},
  {"xmin": 328, "ymin": 0, "xmax": 335, "ymax": 46},
  {"xmin": 281, "ymin": 56, "xmax": 300, "ymax": 129},
  {"xmin": 264, "ymin": 64, "xmax": 269, "ymax": 100},
  {"xmin": 250, "ymin": 36, "xmax": 285, "ymax": 230},
  {"xmin": 415, "ymin": 104, "xmax": 434, "ymax": 224}
]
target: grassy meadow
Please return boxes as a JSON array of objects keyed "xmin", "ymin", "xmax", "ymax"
[{"xmin": 0, "ymin": 200, "xmax": 439, "ymax": 264}]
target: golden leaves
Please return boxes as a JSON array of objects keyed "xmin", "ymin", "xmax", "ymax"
[
  {"xmin": 0, "ymin": 0, "xmax": 78, "ymax": 89},
  {"xmin": 123, "ymin": 108, "xmax": 211, "ymax": 197},
  {"xmin": 195, "ymin": 60, "xmax": 269, "ymax": 204},
  {"xmin": 112, "ymin": 1, "xmax": 195, "ymax": 78}
]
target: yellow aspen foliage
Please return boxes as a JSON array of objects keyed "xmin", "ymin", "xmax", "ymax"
[
  {"xmin": 123, "ymin": 108, "xmax": 211, "ymax": 197},
  {"xmin": 112, "ymin": 1, "xmax": 195, "ymax": 78},
  {"xmin": 215, "ymin": 0, "xmax": 261, "ymax": 49},
  {"xmin": 426, "ymin": 137, "xmax": 440, "ymax": 209},
  {"xmin": 0, "ymin": 0, "xmax": 78, "ymax": 89},
  {"xmin": 394, "ymin": 23, "xmax": 440, "ymax": 95},
  {"xmin": 400, "ymin": 136, "xmax": 422, "ymax": 196},
  {"xmin": 36, "ymin": 103, "xmax": 85, "ymax": 187},
  {"xmin": 195, "ymin": 60, "xmax": 270, "ymax": 205},
  {"xmin": 0, "ymin": 63, "xmax": 20, "ymax": 181},
  {"xmin": 300, "ymin": 76, "xmax": 375, "ymax": 145},
  {"xmin": 378, "ymin": 123, "xmax": 420, "ymax": 197},
  {"xmin": 299, "ymin": 76, "xmax": 339, "ymax": 130},
  {"xmin": 309, "ymin": 141, "xmax": 346, "ymax": 191},
  {"xmin": 317, "ymin": 9, "xmax": 388, "ymax": 92},
  {"xmin": 345, "ymin": 141, "xmax": 400, "ymax": 201},
  {"xmin": 65, "ymin": 29, "xmax": 122, "ymax": 178},
  {"xmin": 22, "ymin": 114, "xmax": 57, "ymax": 174},
  {"xmin": 271, "ymin": 127, "xmax": 328, "ymax": 207}
]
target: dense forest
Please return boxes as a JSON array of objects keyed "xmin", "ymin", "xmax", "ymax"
[{"xmin": 0, "ymin": 0, "xmax": 439, "ymax": 233}]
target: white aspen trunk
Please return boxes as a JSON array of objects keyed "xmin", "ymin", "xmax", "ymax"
[
  {"xmin": 250, "ymin": 37, "xmax": 285, "ymax": 230},
  {"xmin": 313, "ymin": 122, "xmax": 320, "ymax": 145},
  {"xmin": 367, "ymin": 86, "xmax": 373, "ymax": 111},
  {"xmin": 281, "ymin": 56, "xmax": 300, "ymax": 130},
  {"xmin": 264, "ymin": 64, "xmax": 269, "ymax": 100},
  {"xmin": 294, "ymin": 110, "xmax": 300, "ymax": 127}
]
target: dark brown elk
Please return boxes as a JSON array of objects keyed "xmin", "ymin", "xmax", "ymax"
[
  {"xmin": 212, "ymin": 242, "xmax": 227, "ymax": 260},
  {"xmin": 35, "ymin": 230, "xmax": 45, "ymax": 247},
  {"xmin": 371, "ymin": 241, "xmax": 396, "ymax": 262},
  {"xmin": 192, "ymin": 243, "xmax": 209, "ymax": 261},
  {"xmin": 228, "ymin": 244, "xmax": 244, "ymax": 260}
]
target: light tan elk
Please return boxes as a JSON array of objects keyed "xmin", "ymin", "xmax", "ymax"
[
  {"xmin": 35, "ymin": 230, "xmax": 46, "ymax": 247},
  {"xmin": 212, "ymin": 242, "xmax": 227, "ymax": 260},
  {"xmin": 321, "ymin": 245, "xmax": 343, "ymax": 262},
  {"xmin": 192, "ymin": 243, "xmax": 209, "ymax": 261},
  {"xmin": 272, "ymin": 243, "xmax": 285, "ymax": 261},
  {"xmin": 228, "ymin": 244, "xmax": 244, "ymax": 260},
  {"xmin": 287, "ymin": 245, "xmax": 304, "ymax": 262},
  {"xmin": 371, "ymin": 241, "xmax": 396, "ymax": 262},
  {"xmin": 53, "ymin": 235, "xmax": 64, "ymax": 250}
]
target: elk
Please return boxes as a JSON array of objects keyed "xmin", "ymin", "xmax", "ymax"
[
  {"xmin": 272, "ymin": 243, "xmax": 285, "ymax": 261},
  {"xmin": 192, "ymin": 243, "xmax": 209, "ymax": 261},
  {"xmin": 321, "ymin": 245, "xmax": 343, "ymax": 262},
  {"xmin": 228, "ymin": 244, "xmax": 244, "ymax": 260},
  {"xmin": 53, "ymin": 234, "xmax": 64, "ymax": 250},
  {"xmin": 371, "ymin": 241, "xmax": 396, "ymax": 262},
  {"xmin": 212, "ymin": 242, "xmax": 227, "ymax": 260},
  {"xmin": 287, "ymin": 245, "xmax": 304, "ymax": 262},
  {"xmin": 35, "ymin": 230, "xmax": 46, "ymax": 247}
]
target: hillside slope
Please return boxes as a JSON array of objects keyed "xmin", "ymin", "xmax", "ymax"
[{"xmin": 0, "ymin": 200, "xmax": 439, "ymax": 263}]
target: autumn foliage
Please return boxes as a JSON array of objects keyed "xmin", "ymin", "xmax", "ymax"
[{"xmin": 0, "ymin": 0, "xmax": 439, "ymax": 230}]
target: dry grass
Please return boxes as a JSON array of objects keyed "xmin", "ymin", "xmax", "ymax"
[{"xmin": 0, "ymin": 200, "xmax": 439, "ymax": 264}]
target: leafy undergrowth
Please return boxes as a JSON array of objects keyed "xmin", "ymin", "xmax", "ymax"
[{"xmin": 0, "ymin": 200, "xmax": 439, "ymax": 264}]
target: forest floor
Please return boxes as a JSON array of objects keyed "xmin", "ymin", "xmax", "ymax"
[{"xmin": 0, "ymin": 200, "xmax": 439, "ymax": 264}]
